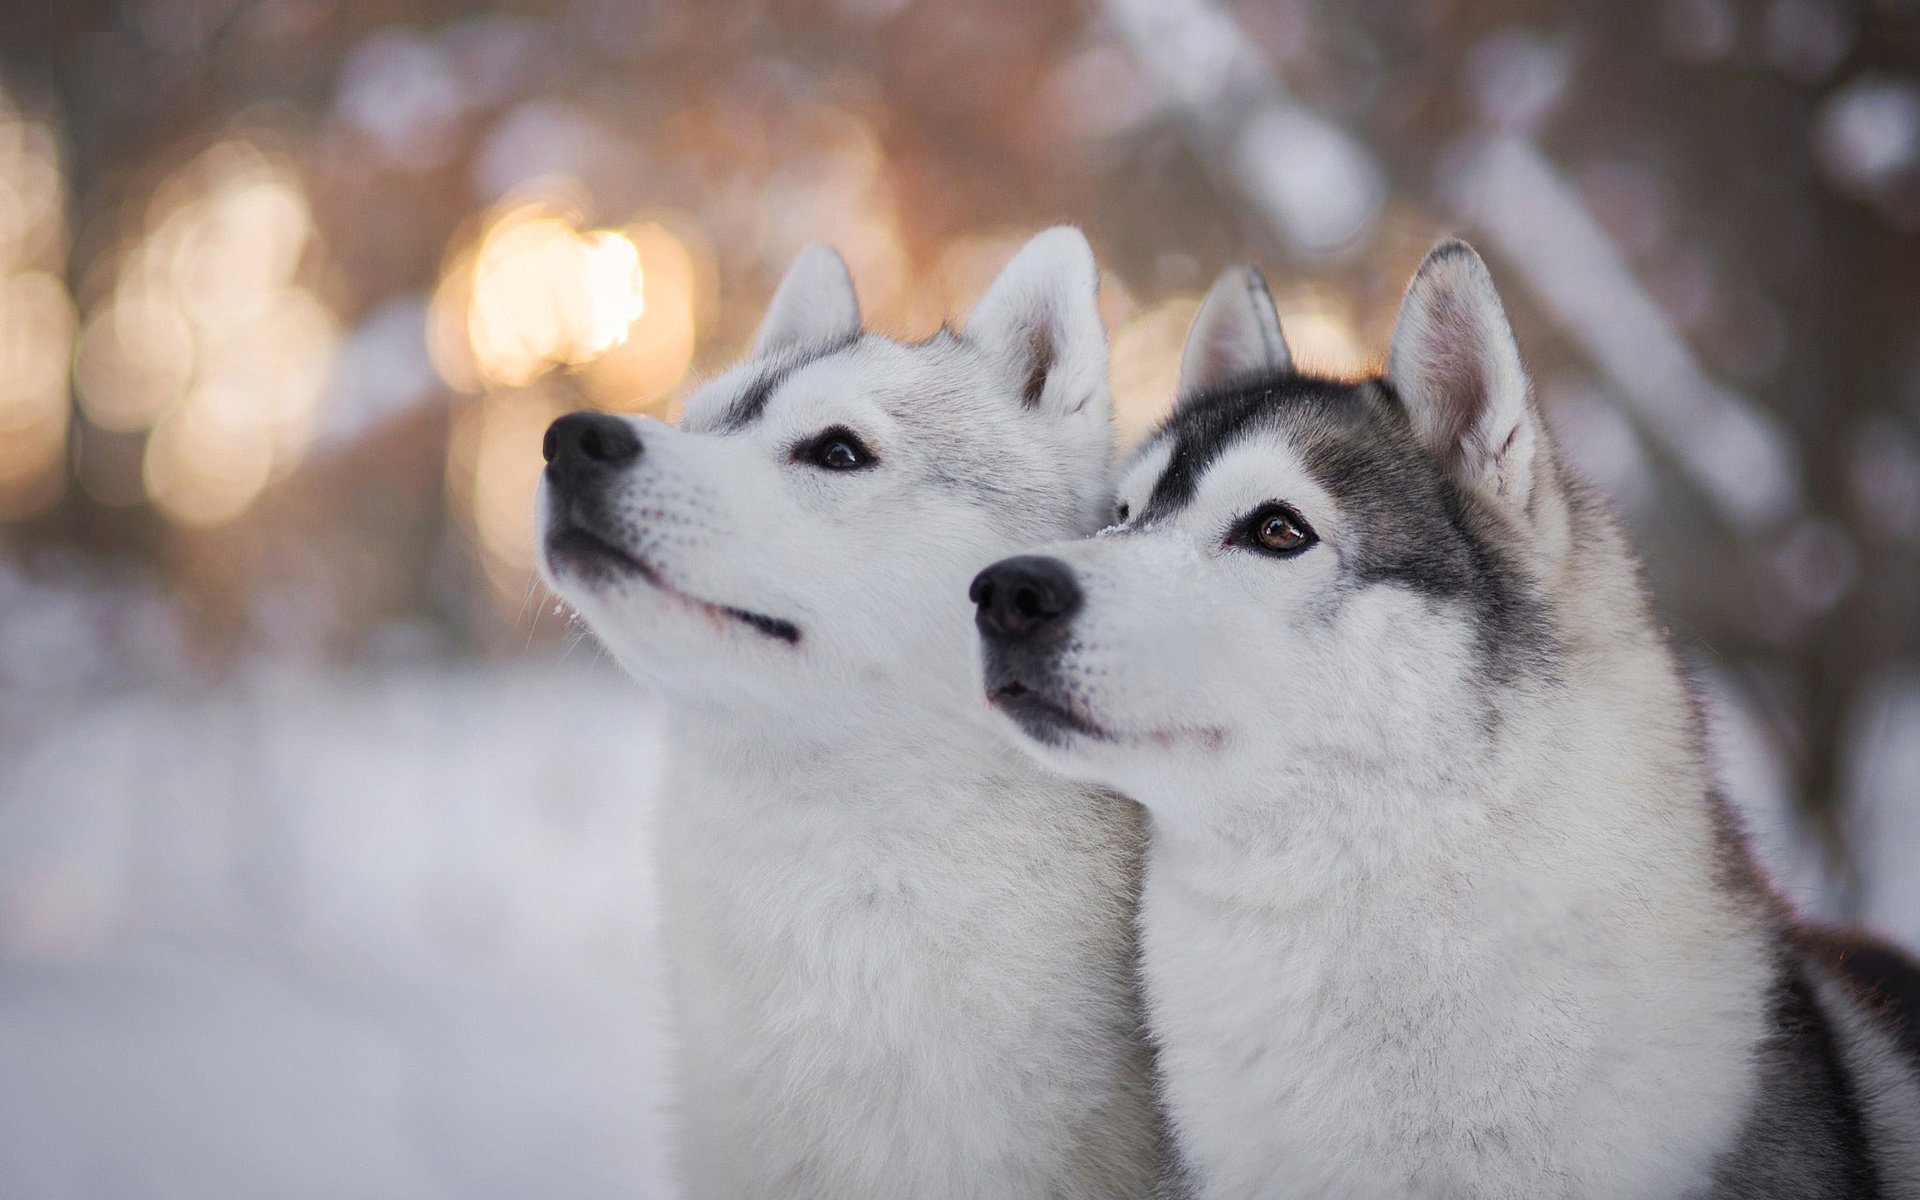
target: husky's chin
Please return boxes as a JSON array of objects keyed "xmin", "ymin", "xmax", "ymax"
[
  {"xmin": 543, "ymin": 523, "xmax": 649, "ymax": 586},
  {"xmin": 985, "ymin": 673, "xmax": 1112, "ymax": 748}
]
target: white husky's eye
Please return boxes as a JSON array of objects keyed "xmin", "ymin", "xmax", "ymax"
[
  {"xmin": 1235, "ymin": 503, "xmax": 1316, "ymax": 556},
  {"xmin": 1113, "ymin": 500, "xmax": 1131, "ymax": 524},
  {"xmin": 798, "ymin": 427, "xmax": 876, "ymax": 471}
]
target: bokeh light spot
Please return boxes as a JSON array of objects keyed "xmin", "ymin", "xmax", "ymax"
[
  {"xmin": 72, "ymin": 140, "xmax": 338, "ymax": 526},
  {"xmin": 456, "ymin": 201, "xmax": 653, "ymax": 390}
]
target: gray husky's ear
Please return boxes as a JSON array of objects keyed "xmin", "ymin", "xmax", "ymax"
[
  {"xmin": 754, "ymin": 244, "xmax": 861, "ymax": 357},
  {"xmin": 1388, "ymin": 240, "xmax": 1540, "ymax": 512},
  {"xmin": 1178, "ymin": 266, "xmax": 1290, "ymax": 402},
  {"xmin": 965, "ymin": 227, "xmax": 1112, "ymax": 428}
]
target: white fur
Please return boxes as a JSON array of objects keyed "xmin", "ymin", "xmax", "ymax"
[
  {"xmin": 537, "ymin": 231, "xmax": 1157, "ymax": 1199},
  {"xmin": 753, "ymin": 242, "xmax": 861, "ymax": 356},
  {"xmin": 989, "ymin": 243, "xmax": 1803, "ymax": 1197}
]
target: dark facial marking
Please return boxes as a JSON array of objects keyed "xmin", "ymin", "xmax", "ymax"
[
  {"xmin": 1140, "ymin": 385, "xmax": 1293, "ymax": 523},
  {"xmin": 1133, "ymin": 370, "xmax": 1555, "ymax": 678},
  {"xmin": 716, "ymin": 331, "xmax": 862, "ymax": 432},
  {"xmin": 723, "ymin": 608, "xmax": 802, "ymax": 644}
]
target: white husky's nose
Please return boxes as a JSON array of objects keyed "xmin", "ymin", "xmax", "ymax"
[{"xmin": 543, "ymin": 411, "xmax": 642, "ymax": 494}]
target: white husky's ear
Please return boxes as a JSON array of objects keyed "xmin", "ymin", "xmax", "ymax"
[
  {"xmin": 965, "ymin": 227, "xmax": 1111, "ymax": 430},
  {"xmin": 1178, "ymin": 266, "xmax": 1290, "ymax": 403},
  {"xmin": 754, "ymin": 244, "xmax": 861, "ymax": 357},
  {"xmin": 1388, "ymin": 240, "xmax": 1540, "ymax": 512}
]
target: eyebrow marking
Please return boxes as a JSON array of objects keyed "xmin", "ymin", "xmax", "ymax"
[
  {"xmin": 1138, "ymin": 370, "xmax": 1556, "ymax": 677},
  {"xmin": 716, "ymin": 331, "xmax": 862, "ymax": 432},
  {"xmin": 1137, "ymin": 373, "xmax": 1407, "ymax": 526},
  {"xmin": 1140, "ymin": 387, "xmax": 1285, "ymax": 521}
]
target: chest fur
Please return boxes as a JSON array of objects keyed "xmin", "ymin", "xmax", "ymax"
[
  {"xmin": 654, "ymin": 753, "xmax": 1151, "ymax": 1199},
  {"xmin": 1139, "ymin": 830, "xmax": 1768, "ymax": 1200}
]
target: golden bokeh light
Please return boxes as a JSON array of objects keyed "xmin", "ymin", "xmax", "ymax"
[
  {"xmin": 456, "ymin": 202, "xmax": 650, "ymax": 390},
  {"xmin": 1273, "ymin": 294, "xmax": 1367, "ymax": 377},
  {"xmin": 447, "ymin": 386, "xmax": 572, "ymax": 592},
  {"xmin": 914, "ymin": 232, "xmax": 1031, "ymax": 333},
  {"xmin": 0, "ymin": 109, "xmax": 65, "ymax": 274},
  {"xmin": 1109, "ymin": 295, "xmax": 1200, "ymax": 446},
  {"xmin": 68, "ymin": 140, "xmax": 340, "ymax": 527},
  {"xmin": 0, "ymin": 272, "xmax": 76, "ymax": 517},
  {"xmin": 426, "ymin": 238, "xmax": 482, "ymax": 394},
  {"xmin": 144, "ymin": 151, "xmax": 314, "ymax": 330},
  {"xmin": 435, "ymin": 200, "xmax": 711, "ymax": 593},
  {"xmin": 195, "ymin": 287, "xmax": 340, "ymax": 462},
  {"xmin": 576, "ymin": 221, "xmax": 701, "ymax": 412},
  {"xmin": 0, "ymin": 96, "xmax": 74, "ymax": 521},
  {"xmin": 1106, "ymin": 288, "xmax": 1367, "ymax": 447},
  {"xmin": 143, "ymin": 394, "xmax": 276, "ymax": 527},
  {"xmin": 73, "ymin": 289, "xmax": 196, "ymax": 432},
  {"xmin": 767, "ymin": 108, "xmax": 909, "ymax": 329}
]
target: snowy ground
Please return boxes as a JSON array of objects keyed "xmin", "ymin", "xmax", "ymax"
[{"xmin": 0, "ymin": 662, "xmax": 680, "ymax": 1200}]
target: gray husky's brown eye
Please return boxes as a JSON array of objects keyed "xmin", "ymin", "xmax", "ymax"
[{"xmin": 1238, "ymin": 504, "xmax": 1316, "ymax": 556}]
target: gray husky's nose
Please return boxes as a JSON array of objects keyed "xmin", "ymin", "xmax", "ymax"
[
  {"xmin": 544, "ymin": 412, "xmax": 641, "ymax": 490},
  {"xmin": 972, "ymin": 556, "xmax": 1081, "ymax": 643}
]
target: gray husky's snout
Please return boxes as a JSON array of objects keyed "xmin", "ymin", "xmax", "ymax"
[
  {"xmin": 543, "ymin": 411, "xmax": 642, "ymax": 494},
  {"xmin": 975, "ymin": 556, "xmax": 1108, "ymax": 745},
  {"xmin": 972, "ymin": 555, "xmax": 1081, "ymax": 644}
]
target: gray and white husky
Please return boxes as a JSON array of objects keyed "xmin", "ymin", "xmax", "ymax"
[
  {"xmin": 535, "ymin": 229, "xmax": 1157, "ymax": 1200},
  {"xmin": 972, "ymin": 242, "xmax": 1920, "ymax": 1198}
]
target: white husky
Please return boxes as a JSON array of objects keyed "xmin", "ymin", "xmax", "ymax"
[
  {"xmin": 972, "ymin": 243, "xmax": 1920, "ymax": 1198},
  {"xmin": 536, "ymin": 229, "xmax": 1158, "ymax": 1200}
]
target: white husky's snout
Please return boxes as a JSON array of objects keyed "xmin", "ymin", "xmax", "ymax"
[{"xmin": 539, "ymin": 412, "xmax": 809, "ymax": 658}]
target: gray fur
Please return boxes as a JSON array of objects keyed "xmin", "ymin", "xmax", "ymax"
[{"xmin": 978, "ymin": 245, "xmax": 1920, "ymax": 1198}]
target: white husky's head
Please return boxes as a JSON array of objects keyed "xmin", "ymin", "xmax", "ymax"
[
  {"xmin": 972, "ymin": 241, "xmax": 1576, "ymax": 814},
  {"xmin": 537, "ymin": 228, "xmax": 1114, "ymax": 722}
]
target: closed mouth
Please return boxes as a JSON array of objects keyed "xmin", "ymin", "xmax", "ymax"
[
  {"xmin": 987, "ymin": 677, "xmax": 1113, "ymax": 745},
  {"xmin": 545, "ymin": 525, "xmax": 801, "ymax": 645},
  {"xmin": 988, "ymin": 674, "xmax": 1227, "ymax": 754}
]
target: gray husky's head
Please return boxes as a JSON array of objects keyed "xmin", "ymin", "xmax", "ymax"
[
  {"xmin": 973, "ymin": 241, "xmax": 1579, "ymax": 811},
  {"xmin": 538, "ymin": 228, "xmax": 1114, "ymax": 723}
]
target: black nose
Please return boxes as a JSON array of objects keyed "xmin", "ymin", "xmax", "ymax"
[
  {"xmin": 971, "ymin": 556, "xmax": 1081, "ymax": 643},
  {"xmin": 544, "ymin": 412, "xmax": 642, "ymax": 490}
]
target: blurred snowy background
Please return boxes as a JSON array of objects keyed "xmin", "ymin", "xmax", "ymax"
[{"xmin": 0, "ymin": 0, "xmax": 1917, "ymax": 1195}]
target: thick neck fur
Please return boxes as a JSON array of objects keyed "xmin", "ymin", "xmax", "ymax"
[
  {"xmin": 654, "ymin": 675, "xmax": 1158, "ymax": 1200},
  {"xmin": 1142, "ymin": 490, "xmax": 1779, "ymax": 1199}
]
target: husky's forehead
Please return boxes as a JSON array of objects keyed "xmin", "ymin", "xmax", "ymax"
[
  {"xmin": 680, "ymin": 329, "xmax": 993, "ymax": 439},
  {"xmin": 1135, "ymin": 376, "xmax": 1405, "ymax": 524},
  {"xmin": 672, "ymin": 328, "xmax": 1090, "ymax": 534},
  {"xmin": 1129, "ymin": 372, "xmax": 1549, "ymax": 660},
  {"xmin": 691, "ymin": 331, "xmax": 866, "ymax": 434},
  {"xmin": 681, "ymin": 333, "xmax": 870, "ymax": 435}
]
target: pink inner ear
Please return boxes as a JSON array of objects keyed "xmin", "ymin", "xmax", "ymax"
[
  {"xmin": 1419, "ymin": 290, "xmax": 1488, "ymax": 459},
  {"xmin": 1194, "ymin": 328, "xmax": 1236, "ymax": 382},
  {"xmin": 1021, "ymin": 320, "xmax": 1056, "ymax": 409}
]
